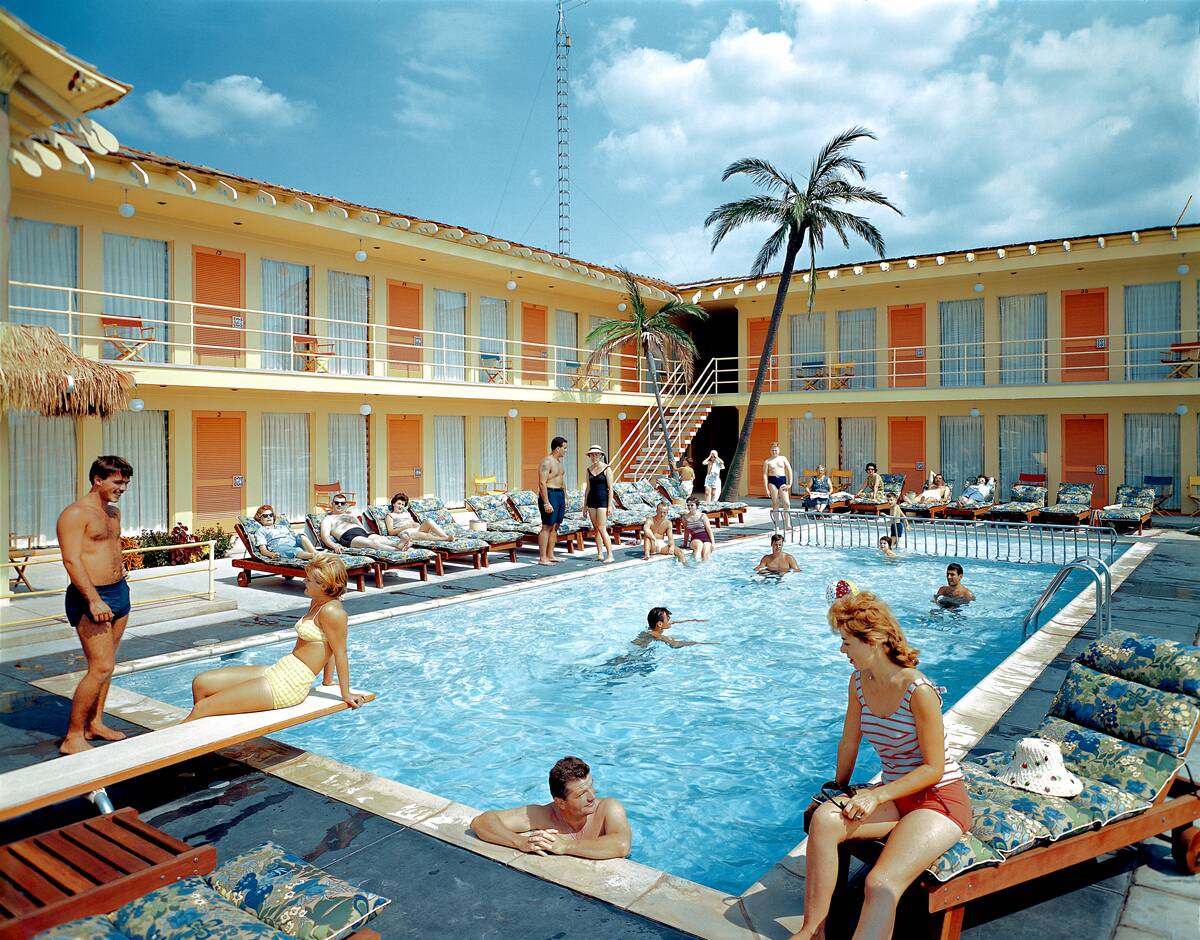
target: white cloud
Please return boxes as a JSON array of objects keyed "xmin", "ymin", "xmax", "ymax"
[
  {"xmin": 144, "ymin": 75, "xmax": 310, "ymax": 140},
  {"xmin": 529, "ymin": 169, "xmax": 543, "ymax": 188}
]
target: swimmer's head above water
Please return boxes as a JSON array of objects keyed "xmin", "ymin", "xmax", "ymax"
[{"xmin": 647, "ymin": 606, "xmax": 671, "ymax": 631}]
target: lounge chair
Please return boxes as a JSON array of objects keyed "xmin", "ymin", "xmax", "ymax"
[
  {"xmin": 348, "ymin": 508, "xmax": 487, "ymax": 573},
  {"xmin": 944, "ymin": 478, "xmax": 997, "ymax": 520},
  {"xmin": 1187, "ymin": 474, "xmax": 1200, "ymax": 517},
  {"xmin": 400, "ymin": 496, "xmax": 522, "ymax": 563},
  {"xmin": 1094, "ymin": 484, "xmax": 1156, "ymax": 535},
  {"xmin": 899, "ymin": 478, "xmax": 955, "ymax": 518},
  {"xmin": 301, "ymin": 513, "xmax": 438, "ymax": 582},
  {"xmin": 655, "ymin": 475, "xmax": 747, "ymax": 524},
  {"xmin": 849, "ymin": 473, "xmax": 905, "ymax": 514},
  {"xmin": 827, "ymin": 470, "xmax": 855, "ymax": 512},
  {"xmin": 505, "ymin": 491, "xmax": 586, "ymax": 552},
  {"xmin": 614, "ymin": 482, "xmax": 682, "ymax": 527},
  {"xmin": 313, "ymin": 481, "xmax": 354, "ymax": 512},
  {"xmin": 465, "ymin": 493, "xmax": 538, "ymax": 536},
  {"xmin": 844, "ymin": 630, "xmax": 1200, "ymax": 940},
  {"xmin": 986, "ymin": 482, "xmax": 1048, "ymax": 522},
  {"xmin": 1037, "ymin": 482, "xmax": 1094, "ymax": 525},
  {"xmin": 1143, "ymin": 474, "xmax": 1174, "ymax": 514},
  {"xmin": 232, "ymin": 520, "xmax": 372, "ymax": 591}
]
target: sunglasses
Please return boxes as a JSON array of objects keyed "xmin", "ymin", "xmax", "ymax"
[
  {"xmin": 259, "ymin": 512, "xmax": 274, "ymax": 519},
  {"xmin": 332, "ymin": 500, "xmax": 347, "ymax": 507},
  {"xmin": 820, "ymin": 781, "xmax": 859, "ymax": 810}
]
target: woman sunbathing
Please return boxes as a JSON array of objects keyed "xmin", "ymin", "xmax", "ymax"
[
  {"xmin": 384, "ymin": 493, "xmax": 451, "ymax": 541},
  {"xmin": 250, "ymin": 504, "xmax": 317, "ymax": 559},
  {"xmin": 956, "ymin": 475, "xmax": 994, "ymax": 506},
  {"xmin": 184, "ymin": 555, "xmax": 367, "ymax": 720},
  {"xmin": 904, "ymin": 472, "xmax": 952, "ymax": 504}
]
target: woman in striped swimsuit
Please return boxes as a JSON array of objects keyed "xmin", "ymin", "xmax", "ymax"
[{"xmin": 790, "ymin": 591, "xmax": 972, "ymax": 940}]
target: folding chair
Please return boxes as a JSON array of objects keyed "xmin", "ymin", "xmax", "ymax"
[
  {"xmin": 1188, "ymin": 475, "xmax": 1200, "ymax": 517},
  {"xmin": 479, "ymin": 352, "xmax": 510, "ymax": 384},
  {"xmin": 101, "ymin": 315, "xmax": 157, "ymax": 361},
  {"xmin": 1143, "ymin": 474, "xmax": 1175, "ymax": 514},
  {"xmin": 1017, "ymin": 472, "xmax": 1048, "ymax": 485},
  {"xmin": 293, "ymin": 333, "xmax": 335, "ymax": 373},
  {"xmin": 8, "ymin": 533, "xmax": 34, "ymax": 592},
  {"xmin": 313, "ymin": 482, "xmax": 355, "ymax": 512}
]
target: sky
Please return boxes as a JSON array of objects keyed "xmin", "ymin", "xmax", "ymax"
[{"xmin": 11, "ymin": 0, "xmax": 1200, "ymax": 283}]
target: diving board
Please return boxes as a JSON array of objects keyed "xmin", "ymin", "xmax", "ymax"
[{"xmin": 0, "ymin": 686, "xmax": 374, "ymax": 822}]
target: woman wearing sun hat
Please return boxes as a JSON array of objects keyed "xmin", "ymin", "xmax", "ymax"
[
  {"xmin": 790, "ymin": 589, "xmax": 972, "ymax": 940},
  {"xmin": 582, "ymin": 444, "xmax": 616, "ymax": 563}
]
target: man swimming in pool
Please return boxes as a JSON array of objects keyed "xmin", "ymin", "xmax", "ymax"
[
  {"xmin": 934, "ymin": 562, "xmax": 976, "ymax": 606},
  {"xmin": 470, "ymin": 756, "xmax": 632, "ymax": 859},
  {"xmin": 755, "ymin": 533, "xmax": 801, "ymax": 576},
  {"xmin": 633, "ymin": 607, "xmax": 715, "ymax": 648},
  {"xmin": 642, "ymin": 501, "xmax": 685, "ymax": 561}
]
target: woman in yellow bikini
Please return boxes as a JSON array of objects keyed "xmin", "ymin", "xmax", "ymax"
[{"xmin": 183, "ymin": 555, "xmax": 367, "ymax": 721}]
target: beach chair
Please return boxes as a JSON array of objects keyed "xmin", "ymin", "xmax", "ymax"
[
  {"xmin": 846, "ymin": 630, "xmax": 1200, "ymax": 940},
  {"xmin": 1188, "ymin": 475, "xmax": 1200, "ymax": 516},
  {"xmin": 404, "ymin": 496, "xmax": 522, "ymax": 563},
  {"xmin": 656, "ymin": 474, "xmax": 747, "ymax": 524},
  {"xmin": 7, "ymin": 532, "xmax": 34, "ymax": 592},
  {"xmin": 505, "ymin": 491, "xmax": 586, "ymax": 552},
  {"xmin": 313, "ymin": 510, "xmax": 469, "ymax": 575},
  {"xmin": 473, "ymin": 474, "xmax": 507, "ymax": 496},
  {"xmin": 986, "ymin": 482, "xmax": 1048, "ymax": 522},
  {"xmin": 899, "ymin": 478, "xmax": 955, "ymax": 518},
  {"xmin": 1143, "ymin": 474, "xmax": 1174, "ymax": 514},
  {"xmin": 292, "ymin": 332, "xmax": 334, "ymax": 372},
  {"xmin": 464, "ymin": 493, "xmax": 538, "ymax": 536},
  {"xmin": 100, "ymin": 315, "xmax": 156, "ymax": 362},
  {"xmin": 1094, "ymin": 484, "xmax": 1156, "ymax": 535},
  {"xmin": 943, "ymin": 478, "xmax": 996, "ymax": 520},
  {"xmin": 849, "ymin": 473, "xmax": 905, "ymax": 515},
  {"xmin": 232, "ymin": 521, "xmax": 372, "ymax": 590},
  {"xmin": 313, "ymin": 481, "xmax": 354, "ymax": 512},
  {"xmin": 1036, "ymin": 482, "xmax": 1094, "ymax": 525},
  {"xmin": 1018, "ymin": 472, "xmax": 1048, "ymax": 485}
]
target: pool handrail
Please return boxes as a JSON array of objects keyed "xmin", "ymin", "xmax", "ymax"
[{"xmin": 1021, "ymin": 556, "xmax": 1112, "ymax": 639}]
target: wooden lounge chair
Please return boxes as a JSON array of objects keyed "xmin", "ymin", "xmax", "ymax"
[
  {"xmin": 1036, "ymin": 482, "xmax": 1094, "ymax": 525},
  {"xmin": 656, "ymin": 475, "xmax": 747, "ymax": 524},
  {"xmin": 1094, "ymin": 484, "xmax": 1156, "ymax": 535},
  {"xmin": 403, "ymin": 497, "xmax": 522, "ymax": 563},
  {"xmin": 986, "ymin": 482, "xmax": 1048, "ymax": 522},
  {"xmin": 899, "ymin": 478, "xmax": 955, "ymax": 518},
  {"xmin": 464, "ymin": 494, "xmax": 539, "ymax": 537},
  {"xmin": 506, "ymin": 491, "xmax": 586, "ymax": 552},
  {"xmin": 100, "ymin": 315, "xmax": 156, "ymax": 362},
  {"xmin": 943, "ymin": 478, "xmax": 996, "ymax": 520},
  {"xmin": 231, "ymin": 522, "xmax": 371, "ymax": 591},
  {"xmin": 827, "ymin": 470, "xmax": 855, "ymax": 512},
  {"xmin": 307, "ymin": 512, "xmax": 451, "ymax": 577},
  {"xmin": 357, "ymin": 505, "xmax": 490, "ymax": 571},
  {"xmin": 849, "ymin": 474, "xmax": 905, "ymax": 515}
]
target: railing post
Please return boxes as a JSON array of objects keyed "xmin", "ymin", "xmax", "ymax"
[{"xmin": 207, "ymin": 540, "xmax": 216, "ymax": 600}]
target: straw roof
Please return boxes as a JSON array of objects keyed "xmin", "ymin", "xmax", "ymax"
[{"xmin": 0, "ymin": 324, "xmax": 133, "ymax": 418}]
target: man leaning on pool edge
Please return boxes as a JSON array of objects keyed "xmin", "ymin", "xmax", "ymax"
[{"xmin": 470, "ymin": 756, "xmax": 632, "ymax": 859}]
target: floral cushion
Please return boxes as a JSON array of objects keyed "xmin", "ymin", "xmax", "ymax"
[
  {"xmin": 1011, "ymin": 483, "xmax": 1048, "ymax": 505},
  {"xmin": 959, "ymin": 763, "xmax": 1092, "ymax": 842},
  {"xmin": 1053, "ymin": 482, "xmax": 1094, "ymax": 505},
  {"xmin": 1097, "ymin": 506, "xmax": 1151, "ymax": 523},
  {"xmin": 1115, "ymin": 483, "xmax": 1157, "ymax": 509},
  {"xmin": 508, "ymin": 490, "xmax": 541, "ymax": 525},
  {"xmin": 1077, "ymin": 630, "xmax": 1200, "ymax": 698},
  {"xmin": 238, "ymin": 516, "xmax": 310, "ymax": 568},
  {"xmin": 926, "ymin": 832, "xmax": 1001, "ymax": 882},
  {"xmin": 305, "ymin": 512, "xmax": 437, "ymax": 564},
  {"xmin": 35, "ymin": 916, "xmax": 130, "ymax": 939},
  {"xmin": 111, "ymin": 878, "xmax": 291, "ymax": 939},
  {"xmin": 406, "ymin": 497, "xmax": 458, "ymax": 530},
  {"xmin": 968, "ymin": 753, "xmax": 1148, "ymax": 826},
  {"xmin": 1048, "ymin": 662, "xmax": 1200, "ymax": 756},
  {"xmin": 989, "ymin": 501, "xmax": 1041, "ymax": 515},
  {"xmin": 1040, "ymin": 502, "xmax": 1090, "ymax": 517},
  {"xmin": 1033, "ymin": 716, "xmax": 1183, "ymax": 803},
  {"xmin": 208, "ymin": 842, "xmax": 389, "ymax": 940},
  {"xmin": 654, "ymin": 476, "xmax": 728, "ymax": 511},
  {"xmin": 465, "ymin": 494, "xmax": 517, "ymax": 524}
]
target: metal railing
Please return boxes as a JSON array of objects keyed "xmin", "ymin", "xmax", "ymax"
[
  {"xmin": 608, "ymin": 362, "xmax": 687, "ymax": 479},
  {"xmin": 785, "ymin": 512, "xmax": 1120, "ymax": 565},
  {"xmin": 1022, "ymin": 556, "xmax": 1112, "ymax": 639},
  {"xmin": 8, "ymin": 281, "xmax": 667, "ymax": 396},
  {"xmin": 615, "ymin": 359, "xmax": 717, "ymax": 481}
]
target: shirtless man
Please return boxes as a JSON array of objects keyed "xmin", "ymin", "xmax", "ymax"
[
  {"xmin": 537, "ymin": 436, "xmax": 568, "ymax": 565},
  {"xmin": 471, "ymin": 756, "xmax": 632, "ymax": 859},
  {"xmin": 319, "ymin": 495, "xmax": 410, "ymax": 553},
  {"xmin": 755, "ymin": 533, "xmax": 801, "ymax": 576},
  {"xmin": 905, "ymin": 471, "xmax": 952, "ymax": 505},
  {"xmin": 633, "ymin": 607, "xmax": 715, "ymax": 648},
  {"xmin": 642, "ymin": 501, "xmax": 684, "ymax": 561},
  {"xmin": 935, "ymin": 562, "xmax": 977, "ymax": 606},
  {"xmin": 762, "ymin": 442, "xmax": 793, "ymax": 530},
  {"xmin": 56, "ymin": 455, "xmax": 134, "ymax": 754}
]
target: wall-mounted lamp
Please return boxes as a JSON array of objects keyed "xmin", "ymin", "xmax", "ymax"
[
  {"xmin": 973, "ymin": 282, "xmax": 984, "ymax": 293},
  {"xmin": 359, "ymin": 403, "xmax": 372, "ymax": 416},
  {"xmin": 354, "ymin": 240, "xmax": 367, "ymax": 263},
  {"xmin": 935, "ymin": 256, "xmax": 946, "ymax": 266},
  {"xmin": 506, "ymin": 279, "xmax": 517, "ymax": 291},
  {"xmin": 129, "ymin": 397, "xmax": 145, "ymax": 412},
  {"xmin": 117, "ymin": 188, "xmax": 135, "ymax": 218},
  {"xmin": 1131, "ymin": 231, "xmax": 1140, "ymax": 243},
  {"xmin": 1176, "ymin": 404, "xmax": 1189, "ymax": 416},
  {"xmin": 969, "ymin": 407, "xmax": 980, "ymax": 418},
  {"xmin": 617, "ymin": 302, "xmax": 627, "ymax": 312},
  {"xmin": 803, "ymin": 410, "xmax": 814, "ymax": 420},
  {"xmin": 507, "ymin": 407, "xmax": 518, "ymax": 418},
  {"xmin": 965, "ymin": 252, "xmax": 976, "ymax": 262},
  {"xmin": 617, "ymin": 412, "xmax": 627, "ymax": 421},
  {"xmin": 1178, "ymin": 263, "xmax": 1190, "ymax": 275}
]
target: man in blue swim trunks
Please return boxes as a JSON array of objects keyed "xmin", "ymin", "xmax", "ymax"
[
  {"xmin": 56, "ymin": 455, "xmax": 134, "ymax": 754},
  {"xmin": 537, "ymin": 436, "xmax": 569, "ymax": 565}
]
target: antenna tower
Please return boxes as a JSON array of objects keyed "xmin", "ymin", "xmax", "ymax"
[{"xmin": 555, "ymin": 0, "xmax": 571, "ymax": 255}]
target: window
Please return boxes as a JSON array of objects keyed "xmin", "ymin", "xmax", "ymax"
[
  {"xmin": 556, "ymin": 417, "xmax": 578, "ymax": 489},
  {"xmin": 1124, "ymin": 282, "xmax": 1180, "ymax": 381},
  {"xmin": 478, "ymin": 296, "xmax": 508, "ymax": 383},
  {"xmin": 939, "ymin": 416, "xmax": 984, "ymax": 496},
  {"xmin": 998, "ymin": 415, "xmax": 1047, "ymax": 495},
  {"xmin": 790, "ymin": 417, "xmax": 825, "ymax": 474},
  {"xmin": 433, "ymin": 415, "xmax": 465, "ymax": 505},
  {"xmin": 479, "ymin": 416, "xmax": 508, "ymax": 488},
  {"xmin": 838, "ymin": 417, "xmax": 875, "ymax": 489},
  {"xmin": 838, "ymin": 308, "xmax": 876, "ymax": 388},
  {"xmin": 262, "ymin": 413, "xmax": 310, "ymax": 521},
  {"xmin": 103, "ymin": 410, "xmax": 168, "ymax": 532},
  {"xmin": 588, "ymin": 418, "xmax": 610, "ymax": 460},
  {"xmin": 433, "ymin": 289, "xmax": 467, "ymax": 381},
  {"xmin": 790, "ymin": 313, "xmax": 825, "ymax": 390},
  {"xmin": 261, "ymin": 260, "xmax": 309, "ymax": 370},
  {"xmin": 328, "ymin": 272, "xmax": 369, "ymax": 375},
  {"xmin": 328, "ymin": 414, "xmax": 367, "ymax": 505},
  {"xmin": 1125, "ymin": 414, "xmax": 1179, "ymax": 509},
  {"xmin": 555, "ymin": 309, "xmax": 578, "ymax": 389},
  {"xmin": 102, "ymin": 234, "xmax": 169, "ymax": 363},
  {"xmin": 939, "ymin": 299, "xmax": 984, "ymax": 387},
  {"xmin": 999, "ymin": 293, "xmax": 1046, "ymax": 385},
  {"xmin": 8, "ymin": 411, "xmax": 76, "ymax": 546},
  {"xmin": 10, "ymin": 218, "xmax": 78, "ymax": 344}
]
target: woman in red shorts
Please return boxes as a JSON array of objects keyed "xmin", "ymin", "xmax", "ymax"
[{"xmin": 789, "ymin": 591, "xmax": 972, "ymax": 940}]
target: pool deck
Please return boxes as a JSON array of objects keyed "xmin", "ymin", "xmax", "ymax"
[{"xmin": 1, "ymin": 512, "xmax": 1197, "ymax": 938}]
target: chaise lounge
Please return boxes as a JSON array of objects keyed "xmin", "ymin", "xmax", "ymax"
[
  {"xmin": 465, "ymin": 493, "xmax": 538, "ymax": 537},
  {"xmin": 304, "ymin": 512, "xmax": 440, "ymax": 581},
  {"xmin": 232, "ymin": 520, "xmax": 372, "ymax": 590},
  {"xmin": 849, "ymin": 473, "xmax": 906, "ymax": 515},
  {"xmin": 1093, "ymin": 484, "xmax": 1157, "ymax": 535},
  {"xmin": 1036, "ymin": 482, "xmax": 1094, "ymax": 526},
  {"xmin": 899, "ymin": 478, "xmax": 955, "ymax": 518},
  {"xmin": 943, "ymin": 479, "xmax": 997, "ymax": 521},
  {"xmin": 404, "ymin": 496, "xmax": 523, "ymax": 564},
  {"xmin": 354, "ymin": 506, "xmax": 488, "ymax": 572},
  {"xmin": 985, "ymin": 482, "xmax": 1049, "ymax": 523},
  {"xmin": 506, "ymin": 491, "xmax": 586, "ymax": 552},
  {"xmin": 655, "ymin": 475, "xmax": 747, "ymax": 525}
]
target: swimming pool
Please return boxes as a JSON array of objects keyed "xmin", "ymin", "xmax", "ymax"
[{"xmin": 119, "ymin": 538, "xmax": 1103, "ymax": 894}]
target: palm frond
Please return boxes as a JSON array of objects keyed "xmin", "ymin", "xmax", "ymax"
[
  {"xmin": 651, "ymin": 299, "xmax": 709, "ymax": 323},
  {"xmin": 824, "ymin": 209, "xmax": 888, "ymax": 258},
  {"xmin": 704, "ymin": 195, "xmax": 788, "ymax": 249},
  {"xmin": 751, "ymin": 222, "xmax": 790, "ymax": 278},
  {"xmin": 720, "ymin": 157, "xmax": 791, "ymax": 192},
  {"xmin": 809, "ymin": 126, "xmax": 876, "ymax": 183},
  {"xmin": 584, "ymin": 318, "xmax": 639, "ymax": 348}
]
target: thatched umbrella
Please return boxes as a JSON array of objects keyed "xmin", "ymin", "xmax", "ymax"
[{"xmin": 0, "ymin": 324, "xmax": 133, "ymax": 418}]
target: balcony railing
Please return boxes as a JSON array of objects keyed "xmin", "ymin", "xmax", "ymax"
[
  {"xmin": 8, "ymin": 282, "xmax": 670, "ymax": 396},
  {"xmin": 712, "ymin": 331, "xmax": 1198, "ymax": 394}
]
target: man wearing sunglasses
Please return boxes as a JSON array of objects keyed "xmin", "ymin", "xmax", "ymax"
[{"xmin": 318, "ymin": 493, "xmax": 411, "ymax": 554}]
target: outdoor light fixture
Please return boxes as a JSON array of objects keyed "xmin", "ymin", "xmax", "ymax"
[
  {"xmin": 129, "ymin": 398, "xmax": 145, "ymax": 412},
  {"xmin": 965, "ymin": 252, "xmax": 976, "ymax": 262},
  {"xmin": 974, "ymin": 282, "xmax": 984, "ymax": 293},
  {"xmin": 969, "ymin": 407, "xmax": 981, "ymax": 418},
  {"xmin": 803, "ymin": 410, "xmax": 814, "ymax": 420},
  {"xmin": 117, "ymin": 188, "xmax": 135, "ymax": 218},
  {"xmin": 507, "ymin": 407, "xmax": 518, "ymax": 418},
  {"xmin": 1176, "ymin": 404, "xmax": 1189, "ymax": 416},
  {"xmin": 1097, "ymin": 236, "xmax": 1106, "ymax": 248},
  {"xmin": 354, "ymin": 240, "xmax": 367, "ymax": 263},
  {"xmin": 996, "ymin": 248, "xmax": 1006, "ymax": 259},
  {"xmin": 617, "ymin": 412, "xmax": 627, "ymax": 421},
  {"xmin": 756, "ymin": 280, "xmax": 767, "ymax": 292},
  {"xmin": 1178, "ymin": 263, "xmax": 1190, "ymax": 275},
  {"xmin": 853, "ymin": 265, "xmax": 864, "ymax": 275},
  {"xmin": 935, "ymin": 256, "xmax": 946, "ymax": 266},
  {"xmin": 828, "ymin": 269, "xmax": 839, "ymax": 279},
  {"xmin": 1131, "ymin": 231, "xmax": 1140, "ymax": 243},
  {"xmin": 879, "ymin": 262, "xmax": 890, "ymax": 272},
  {"xmin": 1062, "ymin": 241, "xmax": 1072, "ymax": 252},
  {"xmin": 906, "ymin": 258, "xmax": 917, "ymax": 269},
  {"xmin": 617, "ymin": 302, "xmax": 627, "ymax": 312},
  {"xmin": 1028, "ymin": 244, "xmax": 1037, "ymax": 255},
  {"xmin": 359, "ymin": 403, "xmax": 372, "ymax": 416},
  {"xmin": 506, "ymin": 279, "xmax": 517, "ymax": 291}
]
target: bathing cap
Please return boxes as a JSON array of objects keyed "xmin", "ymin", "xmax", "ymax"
[{"xmin": 825, "ymin": 579, "xmax": 860, "ymax": 605}]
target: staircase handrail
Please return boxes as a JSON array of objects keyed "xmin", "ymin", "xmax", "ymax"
[
  {"xmin": 621, "ymin": 358, "xmax": 717, "ymax": 481},
  {"xmin": 1021, "ymin": 556, "xmax": 1112, "ymax": 640},
  {"xmin": 609, "ymin": 361, "xmax": 687, "ymax": 477}
]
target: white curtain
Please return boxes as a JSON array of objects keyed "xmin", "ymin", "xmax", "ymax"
[
  {"xmin": 589, "ymin": 418, "xmax": 610, "ymax": 460},
  {"xmin": 328, "ymin": 414, "xmax": 367, "ymax": 505},
  {"xmin": 1125, "ymin": 414, "xmax": 1179, "ymax": 509},
  {"xmin": 262, "ymin": 260, "xmax": 309, "ymax": 371},
  {"xmin": 939, "ymin": 299, "xmax": 984, "ymax": 387},
  {"xmin": 9, "ymin": 218, "xmax": 78, "ymax": 344},
  {"xmin": 839, "ymin": 416, "xmax": 875, "ymax": 489},
  {"xmin": 790, "ymin": 418, "xmax": 825, "ymax": 474},
  {"xmin": 939, "ymin": 416, "xmax": 984, "ymax": 495},
  {"xmin": 556, "ymin": 417, "xmax": 578, "ymax": 489},
  {"xmin": 262, "ymin": 413, "xmax": 310, "ymax": 521},
  {"xmin": 478, "ymin": 296, "xmax": 507, "ymax": 382},
  {"xmin": 434, "ymin": 415, "xmax": 465, "ymax": 505},
  {"xmin": 328, "ymin": 271, "xmax": 369, "ymax": 375},
  {"xmin": 790, "ymin": 313, "xmax": 825, "ymax": 390},
  {"xmin": 838, "ymin": 308, "xmax": 876, "ymax": 388},
  {"xmin": 555, "ymin": 309, "xmax": 578, "ymax": 389},
  {"xmin": 998, "ymin": 415, "xmax": 1047, "ymax": 495},
  {"xmin": 479, "ymin": 416, "xmax": 508, "ymax": 486},
  {"xmin": 8, "ymin": 410, "xmax": 77, "ymax": 546},
  {"xmin": 433, "ymin": 289, "xmax": 466, "ymax": 382},
  {"xmin": 1000, "ymin": 293, "xmax": 1047, "ymax": 385},
  {"xmin": 102, "ymin": 234, "xmax": 169, "ymax": 363},
  {"xmin": 1124, "ymin": 282, "xmax": 1180, "ymax": 380},
  {"xmin": 102, "ymin": 411, "xmax": 168, "ymax": 533}
]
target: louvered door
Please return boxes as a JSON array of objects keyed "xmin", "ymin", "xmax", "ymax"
[
  {"xmin": 193, "ymin": 247, "xmax": 244, "ymax": 365},
  {"xmin": 193, "ymin": 411, "xmax": 245, "ymax": 523}
]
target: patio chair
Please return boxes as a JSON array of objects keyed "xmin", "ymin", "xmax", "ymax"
[
  {"xmin": 464, "ymin": 493, "xmax": 538, "ymax": 537},
  {"xmin": 1017, "ymin": 472, "xmax": 1048, "ymax": 485},
  {"xmin": 986, "ymin": 482, "xmax": 1048, "ymax": 522},
  {"xmin": 827, "ymin": 470, "xmax": 855, "ymax": 512},
  {"xmin": 943, "ymin": 478, "xmax": 997, "ymax": 521},
  {"xmin": 232, "ymin": 520, "xmax": 371, "ymax": 590},
  {"xmin": 404, "ymin": 496, "xmax": 522, "ymax": 563},
  {"xmin": 1094, "ymin": 484, "xmax": 1156, "ymax": 535},
  {"xmin": 7, "ymin": 532, "xmax": 34, "ymax": 592},
  {"xmin": 100, "ymin": 315, "xmax": 156, "ymax": 362},
  {"xmin": 849, "ymin": 473, "xmax": 905, "ymax": 515},
  {"xmin": 613, "ymin": 481, "xmax": 678, "ymax": 529},
  {"xmin": 1036, "ymin": 482, "xmax": 1094, "ymax": 525},
  {"xmin": 654, "ymin": 475, "xmax": 745, "ymax": 525},
  {"xmin": 473, "ymin": 474, "xmax": 507, "ymax": 496},
  {"xmin": 505, "ymin": 491, "xmax": 586, "ymax": 552},
  {"xmin": 843, "ymin": 630, "xmax": 1200, "ymax": 940},
  {"xmin": 358, "ymin": 505, "xmax": 489, "ymax": 571},
  {"xmin": 899, "ymin": 478, "xmax": 955, "ymax": 518},
  {"xmin": 313, "ymin": 481, "xmax": 354, "ymax": 512},
  {"xmin": 1143, "ymin": 474, "xmax": 1174, "ymax": 514},
  {"xmin": 310, "ymin": 510, "xmax": 458, "ymax": 576},
  {"xmin": 292, "ymin": 333, "xmax": 335, "ymax": 373},
  {"xmin": 1188, "ymin": 475, "xmax": 1200, "ymax": 517}
]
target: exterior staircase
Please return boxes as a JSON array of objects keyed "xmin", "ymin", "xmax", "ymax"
[{"xmin": 612, "ymin": 360, "xmax": 717, "ymax": 482}]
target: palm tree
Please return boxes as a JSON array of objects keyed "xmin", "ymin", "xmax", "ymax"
[
  {"xmin": 704, "ymin": 126, "xmax": 900, "ymax": 500},
  {"xmin": 584, "ymin": 269, "xmax": 707, "ymax": 480}
]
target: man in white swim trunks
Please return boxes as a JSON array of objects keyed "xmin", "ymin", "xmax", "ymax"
[{"xmin": 642, "ymin": 501, "xmax": 684, "ymax": 561}]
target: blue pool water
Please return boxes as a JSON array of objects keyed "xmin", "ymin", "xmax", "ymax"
[{"xmin": 121, "ymin": 539, "xmax": 1101, "ymax": 893}]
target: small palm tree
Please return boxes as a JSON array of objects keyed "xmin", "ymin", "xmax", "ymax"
[
  {"xmin": 584, "ymin": 269, "xmax": 707, "ymax": 480},
  {"xmin": 704, "ymin": 126, "xmax": 900, "ymax": 500}
]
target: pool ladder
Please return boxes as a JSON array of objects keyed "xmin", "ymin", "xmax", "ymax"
[{"xmin": 1021, "ymin": 556, "xmax": 1112, "ymax": 640}]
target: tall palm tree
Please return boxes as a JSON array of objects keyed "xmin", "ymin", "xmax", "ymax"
[
  {"xmin": 584, "ymin": 269, "xmax": 707, "ymax": 480},
  {"xmin": 704, "ymin": 126, "xmax": 900, "ymax": 500}
]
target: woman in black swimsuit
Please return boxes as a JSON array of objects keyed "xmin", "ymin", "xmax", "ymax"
[{"xmin": 583, "ymin": 445, "xmax": 616, "ymax": 563}]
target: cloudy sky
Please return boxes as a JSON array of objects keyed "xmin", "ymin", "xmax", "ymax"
[{"xmin": 13, "ymin": 0, "xmax": 1199, "ymax": 282}]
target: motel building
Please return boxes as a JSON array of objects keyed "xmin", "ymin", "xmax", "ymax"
[{"xmin": 2, "ymin": 13, "xmax": 1199, "ymax": 563}]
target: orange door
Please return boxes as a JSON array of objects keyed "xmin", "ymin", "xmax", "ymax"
[
  {"xmin": 193, "ymin": 247, "xmax": 244, "ymax": 365},
  {"xmin": 1061, "ymin": 289, "xmax": 1107, "ymax": 382},
  {"xmin": 522, "ymin": 417, "xmax": 548, "ymax": 491},
  {"xmin": 746, "ymin": 317, "xmax": 778, "ymax": 392},
  {"xmin": 747, "ymin": 417, "xmax": 779, "ymax": 497},
  {"xmin": 193, "ymin": 411, "xmax": 245, "ymax": 524},
  {"xmin": 521, "ymin": 303, "xmax": 547, "ymax": 384},
  {"xmin": 888, "ymin": 416, "xmax": 925, "ymax": 491},
  {"xmin": 1062, "ymin": 414, "xmax": 1108, "ymax": 507},
  {"xmin": 387, "ymin": 281, "xmax": 422, "ymax": 377},
  {"xmin": 387, "ymin": 415, "xmax": 423, "ymax": 496},
  {"xmin": 888, "ymin": 304, "xmax": 925, "ymax": 387}
]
